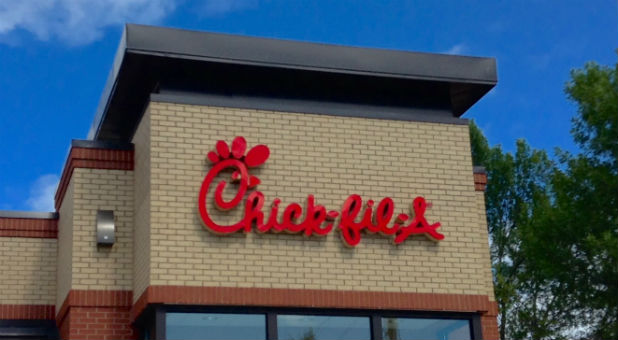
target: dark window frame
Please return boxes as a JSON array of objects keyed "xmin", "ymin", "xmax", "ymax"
[
  {"xmin": 0, "ymin": 320, "xmax": 58, "ymax": 339},
  {"xmin": 136, "ymin": 305, "xmax": 483, "ymax": 340}
]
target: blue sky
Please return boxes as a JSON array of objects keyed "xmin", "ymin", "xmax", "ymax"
[{"xmin": 0, "ymin": 0, "xmax": 616, "ymax": 212}]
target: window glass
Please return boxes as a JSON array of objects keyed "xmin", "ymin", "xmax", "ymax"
[
  {"xmin": 277, "ymin": 314, "xmax": 371, "ymax": 340},
  {"xmin": 166, "ymin": 313, "xmax": 266, "ymax": 340},
  {"xmin": 382, "ymin": 317, "xmax": 471, "ymax": 340}
]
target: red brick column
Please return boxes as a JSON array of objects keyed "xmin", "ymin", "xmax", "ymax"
[
  {"xmin": 481, "ymin": 314, "xmax": 499, "ymax": 339},
  {"xmin": 57, "ymin": 290, "xmax": 136, "ymax": 340},
  {"xmin": 480, "ymin": 301, "xmax": 499, "ymax": 339},
  {"xmin": 474, "ymin": 167, "xmax": 488, "ymax": 192}
]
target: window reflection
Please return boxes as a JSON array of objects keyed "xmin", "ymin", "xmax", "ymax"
[
  {"xmin": 382, "ymin": 317, "xmax": 471, "ymax": 340},
  {"xmin": 166, "ymin": 313, "xmax": 266, "ymax": 340},
  {"xmin": 277, "ymin": 315, "xmax": 371, "ymax": 340},
  {"xmin": 163, "ymin": 311, "xmax": 473, "ymax": 340}
]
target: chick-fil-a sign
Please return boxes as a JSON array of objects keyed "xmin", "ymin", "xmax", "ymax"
[{"xmin": 198, "ymin": 137, "xmax": 444, "ymax": 247}]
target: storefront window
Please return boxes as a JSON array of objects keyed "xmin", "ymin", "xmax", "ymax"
[
  {"xmin": 382, "ymin": 317, "xmax": 471, "ymax": 340},
  {"xmin": 161, "ymin": 309, "xmax": 475, "ymax": 340},
  {"xmin": 166, "ymin": 313, "xmax": 266, "ymax": 340},
  {"xmin": 277, "ymin": 315, "xmax": 371, "ymax": 340}
]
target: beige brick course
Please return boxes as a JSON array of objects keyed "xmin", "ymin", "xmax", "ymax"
[
  {"xmin": 70, "ymin": 168, "xmax": 134, "ymax": 292},
  {"xmin": 133, "ymin": 107, "xmax": 152, "ymax": 301},
  {"xmin": 0, "ymin": 237, "xmax": 56, "ymax": 305},
  {"xmin": 139, "ymin": 101, "xmax": 495, "ymax": 299},
  {"xmin": 56, "ymin": 179, "xmax": 74, "ymax": 309},
  {"xmin": 55, "ymin": 167, "xmax": 134, "ymax": 310}
]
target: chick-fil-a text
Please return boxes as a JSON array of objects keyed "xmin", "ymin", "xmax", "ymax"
[{"xmin": 198, "ymin": 137, "xmax": 444, "ymax": 247}]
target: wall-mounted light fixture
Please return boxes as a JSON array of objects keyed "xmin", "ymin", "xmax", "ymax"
[{"xmin": 96, "ymin": 210, "xmax": 115, "ymax": 246}]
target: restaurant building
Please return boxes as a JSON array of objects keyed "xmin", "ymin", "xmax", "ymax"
[{"xmin": 0, "ymin": 24, "xmax": 498, "ymax": 339}]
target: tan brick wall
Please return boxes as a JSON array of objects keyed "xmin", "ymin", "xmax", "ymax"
[
  {"xmin": 69, "ymin": 168, "xmax": 134, "ymax": 292},
  {"xmin": 0, "ymin": 237, "xmax": 56, "ymax": 305},
  {"xmin": 144, "ymin": 101, "xmax": 495, "ymax": 298},
  {"xmin": 57, "ymin": 179, "xmax": 74, "ymax": 309},
  {"xmin": 133, "ymin": 108, "xmax": 152, "ymax": 301}
]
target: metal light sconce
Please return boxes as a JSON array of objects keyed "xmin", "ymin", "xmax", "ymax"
[{"xmin": 96, "ymin": 210, "xmax": 115, "ymax": 246}]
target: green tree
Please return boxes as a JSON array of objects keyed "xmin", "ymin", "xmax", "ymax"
[
  {"xmin": 542, "ymin": 61, "xmax": 617, "ymax": 339},
  {"xmin": 470, "ymin": 121, "xmax": 556, "ymax": 339},
  {"xmin": 470, "ymin": 60, "xmax": 618, "ymax": 339}
]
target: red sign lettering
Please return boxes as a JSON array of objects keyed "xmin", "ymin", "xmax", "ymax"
[{"xmin": 198, "ymin": 137, "xmax": 444, "ymax": 247}]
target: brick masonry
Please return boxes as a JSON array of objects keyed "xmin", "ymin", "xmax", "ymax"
[
  {"xmin": 0, "ymin": 101, "xmax": 499, "ymax": 339},
  {"xmin": 482, "ymin": 313, "xmax": 500, "ymax": 340},
  {"xmin": 53, "ymin": 143, "xmax": 135, "ymax": 312},
  {"xmin": 68, "ymin": 168, "xmax": 134, "ymax": 292},
  {"xmin": 0, "ymin": 217, "xmax": 58, "ymax": 238},
  {"xmin": 57, "ymin": 290, "xmax": 134, "ymax": 340},
  {"xmin": 55, "ymin": 167, "xmax": 134, "ymax": 313},
  {"xmin": 0, "ymin": 304, "xmax": 55, "ymax": 319},
  {"xmin": 55, "ymin": 146, "xmax": 134, "ymax": 211},
  {"xmin": 474, "ymin": 172, "xmax": 488, "ymax": 192},
  {"xmin": 58, "ymin": 307, "xmax": 135, "ymax": 340},
  {"xmin": 57, "ymin": 179, "xmax": 75, "ymax": 311},
  {"xmin": 48, "ymin": 143, "xmax": 136, "ymax": 340},
  {"xmin": 132, "ymin": 108, "xmax": 152, "ymax": 306},
  {"xmin": 0, "ymin": 237, "xmax": 56, "ymax": 305},
  {"xmin": 127, "ymin": 100, "xmax": 499, "ymax": 337},
  {"xmin": 136, "ymin": 101, "xmax": 496, "ymax": 301}
]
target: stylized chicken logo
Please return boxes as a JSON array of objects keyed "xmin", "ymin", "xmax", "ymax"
[{"xmin": 206, "ymin": 136, "xmax": 270, "ymax": 189}]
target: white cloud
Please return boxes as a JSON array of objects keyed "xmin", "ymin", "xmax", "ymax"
[
  {"xmin": 198, "ymin": 0, "xmax": 258, "ymax": 16},
  {"xmin": 442, "ymin": 43, "xmax": 467, "ymax": 55},
  {"xmin": 0, "ymin": 0, "xmax": 176, "ymax": 45},
  {"xmin": 26, "ymin": 174, "xmax": 59, "ymax": 211}
]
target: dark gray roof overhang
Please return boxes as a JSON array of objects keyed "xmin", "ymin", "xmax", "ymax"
[{"xmin": 88, "ymin": 24, "xmax": 497, "ymax": 141}]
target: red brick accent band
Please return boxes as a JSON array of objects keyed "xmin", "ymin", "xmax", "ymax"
[
  {"xmin": 131, "ymin": 286, "xmax": 499, "ymax": 338},
  {"xmin": 57, "ymin": 290, "xmax": 135, "ymax": 340},
  {"xmin": 56, "ymin": 290, "xmax": 132, "ymax": 325},
  {"xmin": 0, "ymin": 217, "xmax": 58, "ymax": 238},
  {"xmin": 474, "ymin": 172, "xmax": 488, "ymax": 192},
  {"xmin": 0, "ymin": 304, "xmax": 55, "ymax": 319},
  {"xmin": 55, "ymin": 147, "xmax": 134, "ymax": 211}
]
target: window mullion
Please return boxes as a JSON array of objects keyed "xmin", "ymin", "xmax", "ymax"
[
  {"xmin": 371, "ymin": 314, "xmax": 383, "ymax": 340},
  {"xmin": 267, "ymin": 312, "xmax": 278, "ymax": 340}
]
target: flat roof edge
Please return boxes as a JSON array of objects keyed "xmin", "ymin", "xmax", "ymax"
[
  {"xmin": 125, "ymin": 47, "xmax": 497, "ymax": 86},
  {"xmin": 473, "ymin": 166, "xmax": 487, "ymax": 174},
  {"xmin": 124, "ymin": 23, "xmax": 497, "ymax": 84},
  {"xmin": 72, "ymin": 139, "xmax": 134, "ymax": 150},
  {"xmin": 0, "ymin": 211, "xmax": 59, "ymax": 219},
  {"xmin": 90, "ymin": 24, "xmax": 497, "ymax": 142},
  {"xmin": 87, "ymin": 26, "xmax": 128, "ymax": 140}
]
